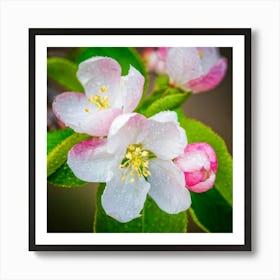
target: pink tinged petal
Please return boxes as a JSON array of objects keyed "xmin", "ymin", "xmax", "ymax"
[
  {"xmin": 154, "ymin": 60, "xmax": 167, "ymax": 75},
  {"xmin": 175, "ymin": 150, "xmax": 210, "ymax": 172},
  {"xmin": 77, "ymin": 57, "xmax": 121, "ymax": 97},
  {"xmin": 139, "ymin": 116, "xmax": 187, "ymax": 160},
  {"xmin": 107, "ymin": 113, "xmax": 148, "ymax": 155},
  {"xmin": 197, "ymin": 47, "xmax": 220, "ymax": 74},
  {"xmin": 83, "ymin": 108, "xmax": 123, "ymax": 137},
  {"xmin": 142, "ymin": 48, "xmax": 159, "ymax": 72},
  {"xmin": 166, "ymin": 47, "xmax": 203, "ymax": 87},
  {"xmin": 143, "ymin": 48, "xmax": 167, "ymax": 74},
  {"xmin": 184, "ymin": 142, "xmax": 218, "ymax": 172},
  {"xmin": 210, "ymin": 159, "xmax": 218, "ymax": 173},
  {"xmin": 52, "ymin": 91, "xmax": 96, "ymax": 132},
  {"xmin": 158, "ymin": 47, "xmax": 168, "ymax": 61},
  {"xmin": 119, "ymin": 65, "xmax": 144, "ymax": 113},
  {"xmin": 174, "ymin": 142, "xmax": 218, "ymax": 193},
  {"xmin": 52, "ymin": 91, "xmax": 122, "ymax": 136},
  {"xmin": 142, "ymin": 47, "xmax": 154, "ymax": 60},
  {"xmin": 184, "ymin": 170, "xmax": 205, "ymax": 186},
  {"xmin": 67, "ymin": 138, "xmax": 117, "ymax": 183},
  {"xmin": 187, "ymin": 57, "xmax": 227, "ymax": 93},
  {"xmin": 186, "ymin": 173, "xmax": 215, "ymax": 193},
  {"xmin": 101, "ymin": 171, "xmax": 150, "ymax": 223},
  {"xmin": 147, "ymin": 159, "xmax": 191, "ymax": 214},
  {"xmin": 154, "ymin": 48, "xmax": 168, "ymax": 74},
  {"xmin": 76, "ymin": 56, "xmax": 103, "ymax": 85}
]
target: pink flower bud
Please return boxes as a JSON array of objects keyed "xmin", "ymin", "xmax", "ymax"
[
  {"xmin": 142, "ymin": 47, "xmax": 167, "ymax": 74},
  {"xmin": 174, "ymin": 143, "xmax": 218, "ymax": 193}
]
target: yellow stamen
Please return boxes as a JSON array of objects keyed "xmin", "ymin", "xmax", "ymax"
[
  {"xmin": 100, "ymin": 86, "xmax": 108, "ymax": 93},
  {"xmin": 130, "ymin": 170, "xmax": 135, "ymax": 176},
  {"xmin": 198, "ymin": 50, "xmax": 204, "ymax": 58},
  {"xmin": 128, "ymin": 145, "xmax": 135, "ymax": 151},
  {"xmin": 119, "ymin": 144, "xmax": 152, "ymax": 184},
  {"xmin": 126, "ymin": 152, "xmax": 132, "ymax": 160},
  {"xmin": 88, "ymin": 94, "xmax": 110, "ymax": 110},
  {"xmin": 143, "ymin": 160, "xmax": 149, "ymax": 168},
  {"xmin": 141, "ymin": 151, "xmax": 149, "ymax": 157},
  {"xmin": 84, "ymin": 108, "xmax": 89, "ymax": 112}
]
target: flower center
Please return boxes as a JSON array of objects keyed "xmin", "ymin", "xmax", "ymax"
[
  {"xmin": 119, "ymin": 144, "xmax": 152, "ymax": 183},
  {"xmin": 88, "ymin": 94, "xmax": 110, "ymax": 110},
  {"xmin": 85, "ymin": 86, "xmax": 110, "ymax": 111}
]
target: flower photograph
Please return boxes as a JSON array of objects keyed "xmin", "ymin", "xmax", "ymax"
[{"xmin": 46, "ymin": 46, "xmax": 232, "ymax": 234}]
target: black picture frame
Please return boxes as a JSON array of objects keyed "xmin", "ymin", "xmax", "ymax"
[{"xmin": 29, "ymin": 28, "xmax": 251, "ymax": 251}]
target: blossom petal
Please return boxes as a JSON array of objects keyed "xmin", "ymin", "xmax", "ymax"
[
  {"xmin": 142, "ymin": 48, "xmax": 158, "ymax": 72},
  {"xmin": 119, "ymin": 65, "xmax": 144, "ymax": 113},
  {"xmin": 139, "ymin": 115, "xmax": 187, "ymax": 160},
  {"xmin": 166, "ymin": 47, "xmax": 203, "ymax": 86},
  {"xmin": 184, "ymin": 170, "xmax": 205, "ymax": 186},
  {"xmin": 80, "ymin": 108, "xmax": 122, "ymax": 137},
  {"xmin": 107, "ymin": 113, "xmax": 148, "ymax": 155},
  {"xmin": 174, "ymin": 149, "xmax": 210, "ymax": 172},
  {"xmin": 187, "ymin": 58, "xmax": 227, "ymax": 93},
  {"xmin": 77, "ymin": 57, "xmax": 121, "ymax": 97},
  {"xmin": 184, "ymin": 142, "xmax": 218, "ymax": 172},
  {"xmin": 52, "ymin": 91, "xmax": 96, "ymax": 131},
  {"xmin": 174, "ymin": 143, "xmax": 217, "ymax": 193},
  {"xmin": 101, "ymin": 171, "xmax": 150, "ymax": 223},
  {"xmin": 143, "ymin": 48, "xmax": 167, "ymax": 74},
  {"xmin": 52, "ymin": 92, "xmax": 122, "ymax": 136},
  {"xmin": 67, "ymin": 138, "xmax": 118, "ymax": 182},
  {"xmin": 147, "ymin": 159, "xmax": 191, "ymax": 214},
  {"xmin": 197, "ymin": 47, "xmax": 220, "ymax": 73},
  {"xmin": 158, "ymin": 47, "xmax": 168, "ymax": 61},
  {"xmin": 149, "ymin": 110, "xmax": 178, "ymax": 123},
  {"xmin": 186, "ymin": 173, "xmax": 215, "ymax": 193}
]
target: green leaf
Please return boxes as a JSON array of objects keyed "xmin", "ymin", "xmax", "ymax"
[
  {"xmin": 136, "ymin": 88, "xmax": 166, "ymax": 113},
  {"xmin": 179, "ymin": 116, "xmax": 232, "ymax": 232},
  {"xmin": 94, "ymin": 184, "xmax": 187, "ymax": 233},
  {"xmin": 67, "ymin": 48, "xmax": 86, "ymax": 63},
  {"xmin": 47, "ymin": 57, "xmax": 84, "ymax": 92},
  {"xmin": 180, "ymin": 117, "xmax": 233, "ymax": 206},
  {"xmin": 76, "ymin": 47, "xmax": 148, "ymax": 95},
  {"xmin": 47, "ymin": 131, "xmax": 90, "ymax": 177},
  {"xmin": 143, "ymin": 196, "xmax": 187, "ymax": 232},
  {"xmin": 190, "ymin": 188, "xmax": 232, "ymax": 232},
  {"xmin": 188, "ymin": 208, "xmax": 209, "ymax": 232},
  {"xmin": 143, "ymin": 91, "xmax": 191, "ymax": 117},
  {"xmin": 94, "ymin": 184, "xmax": 142, "ymax": 232},
  {"xmin": 47, "ymin": 128, "xmax": 74, "ymax": 154},
  {"xmin": 154, "ymin": 75, "xmax": 169, "ymax": 89},
  {"xmin": 48, "ymin": 162, "xmax": 87, "ymax": 187}
]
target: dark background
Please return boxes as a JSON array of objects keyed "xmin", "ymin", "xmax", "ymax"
[{"xmin": 47, "ymin": 47, "xmax": 232, "ymax": 232}]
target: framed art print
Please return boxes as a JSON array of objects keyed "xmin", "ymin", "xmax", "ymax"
[{"xmin": 29, "ymin": 28, "xmax": 251, "ymax": 251}]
